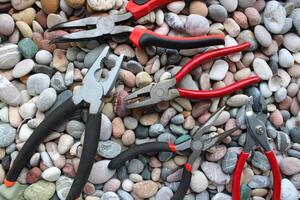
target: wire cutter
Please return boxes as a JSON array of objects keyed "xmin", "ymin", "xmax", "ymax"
[
  {"xmin": 108, "ymin": 106, "xmax": 238, "ymax": 200},
  {"xmin": 125, "ymin": 42, "xmax": 262, "ymax": 109},
  {"xmin": 232, "ymin": 97, "xmax": 281, "ymax": 200},
  {"xmin": 4, "ymin": 47, "xmax": 124, "ymax": 200},
  {"xmin": 48, "ymin": 0, "xmax": 225, "ymax": 50}
]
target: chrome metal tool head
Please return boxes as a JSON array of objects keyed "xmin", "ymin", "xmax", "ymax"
[{"xmin": 72, "ymin": 46, "xmax": 124, "ymax": 114}]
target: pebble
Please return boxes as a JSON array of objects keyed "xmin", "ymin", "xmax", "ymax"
[
  {"xmin": 208, "ymin": 4, "xmax": 228, "ymax": 22},
  {"xmin": 263, "ymin": 1, "xmax": 286, "ymax": 34},
  {"xmin": 209, "ymin": 60, "xmax": 228, "ymax": 81},
  {"xmin": 41, "ymin": 0, "xmax": 59, "ymax": 14},
  {"xmin": 0, "ymin": 43, "xmax": 21, "ymax": 70},
  {"xmin": 36, "ymin": 88, "xmax": 57, "ymax": 112},
  {"xmin": 46, "ymin": 142, "xmax": 66, "ymax": 169},
  {"xmin": 164, "ymin": 12, "xmax": 185, "ymax": 30},
  {"xmin": 248, "ymin": 175, "xmax": 271, "ymax": 188},
  {"xmin": 245, "ymin": 7, "xmax": 261, "ymax": 27},
  {"xmin": 254, "ymin": 25, "xmax": 272, "ymax": 47},
  {"xmin": 0, "ymin": 124, "xmax": 16, "ymax": 148},
  {"xmin": 253, "ymin": 58, "xmax": 273, "ymax": 80},
  {"xmin": 88, "ymin": 160, "xmax": 116, "ymax": 184},
  {"xmin": 128, "ymin": 159, "xmax": 144, "ymax": 174},
  {"xmin": 155, "ymin": 186, "xmax": 173, "ymax": 200},
  {"xmin": 12, "ymin": 59, "xmax": 35, "ymax": 78},
  {"xmin": 213, "ymin": 111, "xmax": 230, "ymax": 126},
  {"xmin": 58, "ymin": 134, "xmax": 74, "ymax": 154},
  {"xmin": 290, "ymin": 128, "xmax": 300, "ymax": 143},
  {"xmin": 87, "ymin": 0, "xmax": 116, "ymax": 11},
  {"xmin": 41, "ymin": 167, "xmax": 61, "ymax": 182},
  {"xmin": 189, "ymin": 1, "xmax": 208, "ymax": 16},
  {"xmin": 185, "ymin": 14, "xmax": 209, "ymax": 36},
  {"xmin": 97, "ymin": 140, "xmax": 121, "ymax": 159},
  {"xmin": 149, "ymin": 124, "xmax": 165, "ymax": 137},
  {"xmin": 211, "ymin": 193, "xmax": 232, "ymax": 200},
  {"xmin": 222, "ymin": 150, "xmax": 238, "ymax": 174},
  {"xmin": 227, "ymin": 94, "xmax": 249, "ymax": 107},
  {"xmin": 19, "ymin": 103, "xmax": 37, "ymax": 119},
  {"xmin": 132, "ymin": 181, "xmax": 158, "ymax": 199},
  {"xmin": 66, "ymin": 120, "xmax": 85, "ymax": 139},
  {"xmin": 237, "ymin": 30, "xmax": 258, "ymax": 51},
  {"xmin": 18, "ymin": 38, "xmax": 38, "ymax": 59},
  {"xmin": 251, "ymin": 151, "xmax": 270, "ymax": 171},
  {"xmin": 24, "ymin": 180, "xmax": 55, "ymax": 200},
  {"xmin": 279, "ymin": 48, "xmax": 294, "ymax": 68},
  {"xmin": 283, "ymin": 33, "xmax": 300, "ymax": 53},
  {"xmin": 201, "ymin": 161, "xmax": 230, "ymax": 185},
  {"xmin": 135, "ymin": 71, "xmax": 152, "ymax": 88},
  {"xmin": 275, "ymin": 87, "xmax": 287, "ymax": 103},
  {"xmin": 26, "ymin": 167, "xmax": 42, "ymax": 184},
  {"xmin": 11, "ymin": 0, "xmax": 35, "ymax": 10},
  {"xmin": 0, "ymin": 182, "xmax": 28, "ymax": 200},
  {"xmin": 103, "ymin": 178, "xmax": 121, "ymax": 192},
  {"xmin": 0, "ymin": 14, "xmax": 15, "ymax": 36},
  {"xmin": 280, "ymin": 157, "xmax": 300, "ymax": 175},
  {"xmin": 281, "ymin": 178, "xmax": 298, "ymax": 200},
  {"xmin": 35, "ymin": 50, "xmax": 53, "ymax": 65},
  {"xmin": 101, "ymin": 192, "xmax": 120, "ymax": 200},
  {"xmin": 27, "ymin": 73, "xmax": 51, "ymax": 96},
  {"xmin": 100, "ymin": 114, "xmax": 112, "ymax": 140},
  {"xmin": 167, "ymin": 1, "xmax": 185, "ymax": 14},
  {"xmin": 56, "ymin": 175, "xmax": 73, "ymax": 200},
  {"xmin": 190, "ymin": 170, "xmax": 208, "ymax": 193},
  {"xmin": 224, "ymin": 18, "xmax": 240, "ymax": 37},
  {"xmin": 220, "ymin": 0, "xmax": 238, "ymax": 12}
]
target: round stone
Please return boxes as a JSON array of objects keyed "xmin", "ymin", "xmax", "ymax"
[
  {"xmin": 36, "ymin": 88, "xmax": 57, "ymax": 112},
  {"xmin": 41, "ymin": 167, "xmax": 61, "ymax": 182},
  {"xmin": 263, "ymin": 1, "xmax": 286, "ymax": 34},
  {"xmin": 0, "ymin": 124, "xmax": 16, "ymax": 148},
  {"xmin": 185, "ymin": 14, "xmax": 209, "ymax": 36},
  {"xmin": 208, "ymin": 4, "xmax": 228, "ymax": 22},
  {"xmin": 254, "ymin": 25, "xmax": 272, "ymax": 47},
  {"xmin": 190, "ymin": 170, "xmax": 208, "ymax": 193},
  {"xmin": 12, "ymin": 59, "xmax": 35, "ymax": 78},
  {"xmin": 97, "ymin": 140, "xmax": 122, "ymax": 159},
  {"xmin": 27, "ymin": 73, "xmax": 51, "ymax": 96},
  {"xmin": 35, "ymin": 50, "xmax": 53, "ymax": 65},
  {"xmin": 0, "ymin": 14, "xmax": 15, "ymax": 36}
]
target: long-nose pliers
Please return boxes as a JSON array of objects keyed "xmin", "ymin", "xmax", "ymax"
[
  {"xmin": 232, "ymin": 97, "xmax": 282, "ymax": 200},
  {"xmin": 108, "ymin": 106, "xmax": 239, "ymax": 200},
  {"xmin": 125, "ymin": 42, "xmax": 262, "ymax": 109},
  {"xmin": 48, "ymin": 0, "xmax": 225, "ymax": 50},
  {"xmin": 4, "ymin": 47, "xmax": 124, "ymax": 200}
]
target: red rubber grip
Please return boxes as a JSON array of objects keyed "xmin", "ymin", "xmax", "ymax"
[
  {"xmin": 175, "ymin": 42, "xmax": 250, "ymax": 83},
  {"xmin": 232, "ymin": 152, "xmax": 251, "ymax": 200},
  {"xmin": 185, "ymin": 163, "xmax": 193, "ymax": 172},
  {"xmin": 265, "ymin": 151, "xmax": 281, "ymax": 200},
  {"xmin": 126, "ymin": 0, "xmax": 177, "ymax": 20},
  {"xmin": 129, "ymin": 28, "xmax": 224, "ymax": 49},
  {"xmin": 168, "ymin": 143, "xmax": 177, "ymax": 153},
  {"xmin": 178, "ymin": 76, "xmax": 261, "ymax": 99}
]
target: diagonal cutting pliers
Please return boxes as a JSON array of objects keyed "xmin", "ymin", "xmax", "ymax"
[
  {"xmin": 125, "ymin": 42, "xmax": 262, "ymax": 109},
  {"xmin": 4, "ymin": 47, "xmax": 124, "ymax": 200},
  {"xmin": 232, "ymin": 97, "xmax": 281, "ymax": 200},
  {"xmin": 48, "ymin": 0, "xmax": 225, "ymax": 50},
  {"xmin": 108, "ymin": 106, "xmax": 239, "ymax": 200}
]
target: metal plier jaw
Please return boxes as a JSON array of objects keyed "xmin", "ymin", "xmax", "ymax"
[
  {"xmin": 125, "ymin": 78, "xmax": 179, "ymax": 109},
  {"xmin": 73, "ymin": 46, "xmax": 124, "ymax": 114},
  {"xmin": 244, "ymin": 97, "xmax": 272, "ymax": 152}
]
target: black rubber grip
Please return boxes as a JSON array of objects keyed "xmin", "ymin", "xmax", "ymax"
[
  {"xmin": 108, "ymin": 142, "xmax": 171, "ymax": 169},
  {"xmin": 6, "ymin": 97, "xmax": 78, "ymax": 182},
  {"xmin": 139, "ymin": 35, "xmax": 225, "ymax": 50},
  {"xmin": 172, "ymin": 168, "xmax": 192, "ymax": 200},
  {"xmin": 67, "ymin": 114, "xmax": 101, "ymax": 200}
]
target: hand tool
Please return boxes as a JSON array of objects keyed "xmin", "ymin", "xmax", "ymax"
[
  {"xmin": 125, "ymin": 42, "xmax": 262, "ymax": 109},
  {"xmin": 108, "ymin": 106, "xmax": 239, "ymax": 200},
  {"xmin": 48, "ymin": 0, "xmax": 225, "ymax": 50},
  {"xmin": 5, "ymin": 47, "xmax": 124, "ymax": 200},
  {"xmin": 232, "ymin": 97, "xmax": 281, "ymax": 200}
]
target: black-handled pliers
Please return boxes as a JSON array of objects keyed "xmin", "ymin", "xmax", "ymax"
[
  {"xmin": 5, "ymin": 47, "xmax": 124, "ymax": 200},
  {"xmin": 108, "ymin": 106, "xmax": 238, "ymax": 200},
  {"xmin": 48, "ymin": 0, "xmax": 225, "ymax": 50}
]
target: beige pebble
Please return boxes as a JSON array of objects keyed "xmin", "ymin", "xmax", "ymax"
[
  {"xmin": 135, "ymin": 48, "xmax": 148, "ymax": 65},
  {"xmin": 118, "ymin": 69, "xmax": 135, "ymax": 88},
  {"xmin": 41, "ymin": 0, "xmax": 59, "ymax": 14},
  {"xmin": 233, "ymin": 11, "xmax": 248, "ymax": 29},
  {"xmin": 234, "ymin": 68, "xmax": 251, "ymax": 81},
  {"xmin": 224, "ymin": 18, "xmax": 240, "ymax": 37},
  {"xmin": 16, "ymin": 21, "xmax": 33, "ymax": 38},
  {"xmin": 244, "ymin": 7, "xmax": 261, "ymax": 27},
  {"xmin": 114, "ymin": 44, "xmax": 135, "ymax": 58},
  {"xmin": 135, "ymin": 71, "xmax": 152, "ymax": 88},
  {"xmin": 12, "ymin": 8, "xmax": 36, "ymax": 25},
  {"xmin": 122, "ymin": 130, "xmax": 135, "ymax": 146},
  {"xmin": 66, "ymin": 0, "xmax": 86, "ymax": 9},
  {"xmin": 9, "ymin": 106, "xmax": 22, "ymax": 128},
  {"xmin": 139, "ymin": 113, "xmax": 158, "ymax": 126},
  {"xmin": 189, "ymin": 1, "xmax": 208, "ymax": 16},
  {"xmin": 112, "ymin": 117, "xmax": 125, "ymax": 138},
  {"xmin": 51, "ymin": 49, "xmax": 69, "ymax": 72},
  {"xmin": 132, "ymin": 181, "xmax": 158, "ymax": 199}
]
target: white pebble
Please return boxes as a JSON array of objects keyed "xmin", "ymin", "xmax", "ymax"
[
  {"xmin": 209, "ymin": 60, "xmax": 228, "ymax": 81},
  {"xmin": 253, "ymin": 58, "xmax": 273, "ymax": 80}
]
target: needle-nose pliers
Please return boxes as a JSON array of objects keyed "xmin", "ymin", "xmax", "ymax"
[
  {"xmin": 4, "ymin": 47, "xmax": 124, "ymax": 200},
  {"xmin": 48, "ymin": 0, "xmax": 225, "ymax": 50},
  {"xmin": 125, "ymin": 42, "xmax": 262, "ymax": 109},
  {"xmin": 108, "ymin": 106, "xmax": 238, "ymax": 200},
  {"xmin": 232, "ymin": 97, "xmax": 282, "ymax": 200}
]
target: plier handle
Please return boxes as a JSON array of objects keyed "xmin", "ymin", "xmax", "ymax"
[
  {"xmin": 49, "ymin": 0, "xmax": 225, "ymax": 50},
  {"xmin": 126, "ymin": 42, "xmax": 262, "ymax": 109},
  {"xmin": 5, "ymin": 47, "xmax": 124, "ymax": 200},
  {"xmin": 232, "ymin": 97, "xmax": 282, "ymax": 200}
]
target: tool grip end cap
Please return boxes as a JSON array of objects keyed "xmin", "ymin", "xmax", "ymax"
[{"xmin": 4, "ymin": 179, "xmax": 16, "ymax": 187}]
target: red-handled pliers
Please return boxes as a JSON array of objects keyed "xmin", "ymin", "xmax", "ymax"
[
  {"xmin": 125, "ymin": 42, "xmax": 262, "ymax": 109},
  {"xmin": 48, "ymin": 0, "xmax": 225, "ymax": 49},
  {"xmin": 232, "ymin": 97, "xmax": 281, "ymax": 200}
]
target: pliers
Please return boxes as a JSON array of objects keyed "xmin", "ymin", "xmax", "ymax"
[
  {"xmin": 108, "ymin": 106, "xmax": 238, "ymax": 200},
  {"xmin": 232, "ymin": 97, "xmax": 282, "ymax": 200},
  {"xmin": 126, "ymin": 42, "xmax": 262, "ymax": 109},
  {"xmin": 4, "ymin": 47, "xmax": 124, "ymax": 200},
  {"xmin": 48, "ymin": 0, "xmax": 225, "ymax": 50}
]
